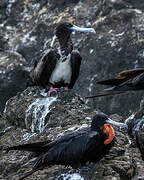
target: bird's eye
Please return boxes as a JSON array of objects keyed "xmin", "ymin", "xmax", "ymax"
[{"xmin": 66, "ymin": 23, "xmax": 73, "ymax": 28}]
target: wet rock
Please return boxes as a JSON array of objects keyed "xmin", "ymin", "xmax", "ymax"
[{"xmin": 3, "ymin": 87, "xmax": 94, "ymax": 132}]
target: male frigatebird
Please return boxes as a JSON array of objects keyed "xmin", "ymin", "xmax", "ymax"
[
  {"xmin": 30, "ymin": 22, "xmax": 96, "ymax": 95},
  {"xmin": 7, "ymin": 113, "xmax": 127, "ymax": 180},
  {"xmin": 85, "ymin": 68, "xmax": 144, "ymax": 98}
]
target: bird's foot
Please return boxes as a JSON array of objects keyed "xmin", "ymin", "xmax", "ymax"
[{"xmin": 48, "ymin": 87, "xmax": 58, "ymax": 96}]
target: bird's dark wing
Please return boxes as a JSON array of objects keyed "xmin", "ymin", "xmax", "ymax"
[
  {"xmin": 97, "ymin": 68, "xmax": 144, "ymax": 86},
  {"xmin": 32, "ymin": 130, "xmax": 100, "ymax": 169},
  {"xmin": 68, "ymin": 50, "xmax": 82, "ymax": 89},
  {"xmin": 9, "ymin": 130, "xmax": 106, "ymax": 180},
  {"xmin": 30, "ymin": 49, "xmax": 59, "ymax": 87},
  {"xmin": 7, "ymin": 127, "xmax": 89, "ymax": 153},
  {"xmin": 106, "ymin": 72, "xmax": 144, "ymax": 92},
  {"xmin": 85, "ymin": 74, "xmax": 144, "ymax": 98},
  {"xmin": 43, "ymin": 127, "xmax": 89, "ymax": 148},
  {"xmin": 117, "ymin": 68, "xmax": 144, "ymax": 79},
  {"xmin": 18, "ymin": 131, "xmax": 98, "ymax": 180},
  {"xmin": 131, "ymin": 72, "xmax": 144, "ymax": 86}
]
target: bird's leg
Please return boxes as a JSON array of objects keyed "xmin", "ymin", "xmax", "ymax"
[{"xmin": 48, "ymin": 87, "xmax": 58, "ymax": 96}]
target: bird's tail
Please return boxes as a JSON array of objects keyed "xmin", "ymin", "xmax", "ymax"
[
  {"xmin": 18, "ymin": 153, "xmax": 45, "ymax": 180},
  {"xmin": 6, "ymin": 140, "xmax": 52, "ymax": 153},
  {"xmin": 85, "ymin": 91, "xmax": 125, "ymax": 98},
  {"xmin": 97, "ymin": 78, "xmax": 126, "ymax": 86}
]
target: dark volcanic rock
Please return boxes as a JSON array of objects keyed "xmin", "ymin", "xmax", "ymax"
[
  {"xmin": 80, "ymin": 8, "xmax": 144, "ymax": 117},
  {"xmin": 0, "ymin": 51, "xmax": 29, "ymax": 112},
  {"xmin": 95, "ymin": 0, "xmax": 129, "ymax": 17},
  {"xmin": 1, "ymin": 0, "xmax": 144, "ymax": 116},
  {"xmin": 50, "ymin": 0, "xmax": 81, "ymax": 9},
  {"xmin": 126, "ymin": 0, "xmax": 144, "ymax": 11},
  {"xmin": 0, "ymin": 84, "xmax": 143, "ymax": 180},
  {"xmin": 125, "ymin": 97, "xmax": 144, "ymax": 161},
  {"xmin": 1, "ymin": 1, "xmax": 144, "ymax": 179},
  {"xmin": 0, "ymin": 101, "xmax": 135, "ymax": 180},
  {"xmin": 3, "ymin": 87, "xmax": 95, "ymax": 132}
]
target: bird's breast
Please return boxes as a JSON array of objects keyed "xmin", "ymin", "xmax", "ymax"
[{"xmin": 49, "ymin": 57, "xmax": 72, "ymax": 84}]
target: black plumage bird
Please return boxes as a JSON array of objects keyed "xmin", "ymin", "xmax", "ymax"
[
  {"xmin": 85, "ymin": 68, "xmax": 144, "ymax": 98},
  {"xmin": 7, "ymin": 113, "xmax": 127, "ymax": 180},
  {"xmin": 30, "ymin": 22, "xmax": 96, "ymax": 95}
]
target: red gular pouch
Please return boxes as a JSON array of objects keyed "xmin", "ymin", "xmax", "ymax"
[{"xmin": 103, "ymin": 124, "xmax": 115, "ymax": 145}]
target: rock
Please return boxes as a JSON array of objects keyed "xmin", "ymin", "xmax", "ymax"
[
  {"xmin": 0, "ymin": 0, "xmax": 8, "ymax": 23},
  {"xmin": 125, "ymin": 97, "xmax": 144, "ymax": 160},
  {"xmin": 0, "ymin": 110, "xmax": 135, "ymax": 180},
  {"xmin": 0, "ymin": 0, "xmax": 144, "ymax": 179},
  {"xmin": 95, "ymin": 0, "xmax": 129, "ymax": 17},
  {"xmin": 80, "ymin": 8, "xmax": 144, "ymax": 117},
  {"xmin": 125, "ymin": 0, "xmax": 144, "ymax": 11},
  {"xmin": 1, "ymin": 83, "xmax": 143, "ymax": 180},
  {"xmin": 1, "ymin": 0, "xmax": 144, "ymax": 116},
  {"xmin": 50, "ymin": 0, "xmax": 81, "ymax": 9},
  {"xmin": 3, "ymin": 87, "xmax": 95, "ymax": 132},
  {"xmin": 0, "ymin": 111, "xmax": 5, "ymax": 133},
  {"xmin": 0, "ymin": 51, "xmax": 29, "ymax": 112}
]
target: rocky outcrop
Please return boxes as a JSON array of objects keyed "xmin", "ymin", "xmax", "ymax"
[
  {"xmin": 0, "ymin": 89, "xmax": 138, "ymax": 180},
  {"xmin": 3, "ymin": 87, "xmax": 94, "ymax": 132},
  {"xmin": 0, "ymin": 128, "xmax": 136, "ymax": 180},
  {"xmin": 125, "ymin": 97, "xmax": 144, "ymax": 161},
  {"xmin": 0, "ymin": 51, "xmax": 29, "ymax": 112},
  {"xmin": 1, "ymin": 0, "xmax": 144, "ymax": 179},
  {"xmin": 0, "ymin": 0, "xmax": 144, "ymax": 116}
]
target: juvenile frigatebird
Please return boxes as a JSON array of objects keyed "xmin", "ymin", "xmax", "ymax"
[
  {"xmin": 7, "ymin": 113, "xmax": 127, "ymax": 180},
  {"xmin": 30, "ymin": 22, "xmax": 96, "ymax": 95},
  {"xmin": 85, "ymin": 68, "xmax": 144, "ymax": 98}
]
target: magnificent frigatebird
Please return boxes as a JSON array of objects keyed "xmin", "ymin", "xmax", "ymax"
[
  {"xmin": 7, "ymin": 113, "xmax": 127, "ymax": 180},
  {"xmin": 30, "ymin": 22, "xmax": 96, "ymax": 95},
  {"xmin": 85, "ymin": 68, "xmax": 144, "ymax": 98}
]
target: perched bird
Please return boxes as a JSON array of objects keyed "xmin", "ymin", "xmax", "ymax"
[
  {"xmin": 85, "ymin": 68, "xmax": 144, "ymax": 98},
  {"xmin": 30, "ymin": 22, "xmax": 96, "ymax": 95},
  {"xmin": 7, "ymin": 113, "xmax": 127, "ymax": 180}
]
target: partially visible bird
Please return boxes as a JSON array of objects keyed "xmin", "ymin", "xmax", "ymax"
[
  {"xmin": 85, "ymin": 68, "xmax": 144, "ymax": 98},
  {"xmin": 29, "ymin": 22, "xmax": 96, "ymax": 96},
  {"xmin": 6, "ymin": 113, "xmax": 127, "ymax": 180}
]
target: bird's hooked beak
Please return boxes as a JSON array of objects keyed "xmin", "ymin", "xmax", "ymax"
[
  {"xmin": 69, "ymin": 25, "xmax": 96, "ymax": 34},
  {"xmin": 106, "ymin": 118, "xmax": 128, "ymax": 129}
]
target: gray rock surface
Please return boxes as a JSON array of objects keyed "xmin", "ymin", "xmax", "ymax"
[
  {"xmin": 125, "ymin": 97, "xmax": 144, "ymax": 161},
  {"xmin": 0, "ymin": 0, "xmax": 144, "ymax": 116},
  {"xmin": 3, "ymin": 87, "xmax": 93, "ymax": 132},
  {"xmin": 0, "ymin": 90, "xmax": 137, "ymax": 180},
  {"xmin": 0, "ymin": 87, "xmax": 143, "ymax": 180},
  {"xmin": 0, "ymin": 51, "xmax": 29, "ymax": 112},
  {"xmin": 1, "ymin": 0, "xmax": 144, "ymax": 179}
]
